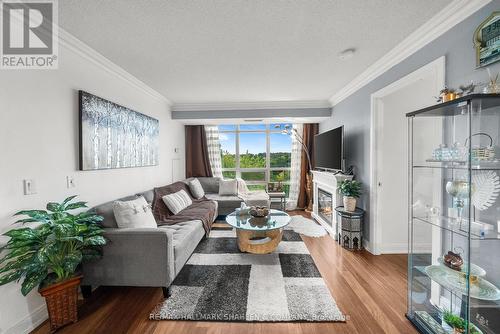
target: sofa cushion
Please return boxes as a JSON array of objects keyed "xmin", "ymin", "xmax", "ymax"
[
  {"xmin": 197, "ymin": 177, "xmax": 221, "ymax": 193},
  {"xmin": 93, "ymin": 194, "xmax": 139, "ymax": 228},
  {"xmin": 157, "ymin": 199, "xmax": 217, "ymax": 236},
  {"xmin": 240, "ymin": 191, "xmax": 271, "ymax": 208},
  {"xmin": 159, "ymin": 220, "xmax": 205, "ymax": 275},
  {"xmin": 219, "ymin": 179, "xmax": 238, "ymax": 196},
  {"xmin": 188, "ymin": 178, "xmax": 205, "ymax": 199},
  {"xmin": 137, "ymin": 189, "xmax": 154, "ymax": 204},
  {"xmin": 113, "ymin": 196, "xmax": 157, "ymax": 229},
  {"xmin": 205, "ymin": 193, "xmax": 242, "ymax": 210}
]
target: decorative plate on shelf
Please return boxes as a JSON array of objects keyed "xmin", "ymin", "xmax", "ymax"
[
  {"xmin": 472, "ymin": 170, "xmax": 500, "ymax": 210},
  {"xmin": 424, "ymin": 265, "xmax": 500, "ymax": 301},
  {"xmin": 437, "ymin": 257, "xmax": 487, "ymax": 277}
]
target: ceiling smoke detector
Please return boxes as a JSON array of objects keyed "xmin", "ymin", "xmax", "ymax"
[{"xmin": 339, "ymin": 48, "xmax": 356, "ymax": 60}]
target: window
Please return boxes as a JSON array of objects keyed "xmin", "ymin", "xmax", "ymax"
[{"xmin": 218, "ymin": 124, "xmax": 293, "ymax": 195}]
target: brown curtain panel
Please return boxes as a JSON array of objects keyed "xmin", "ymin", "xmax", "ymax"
[
  {"xmin": 297, "ymin": 123, "xmax": 319, "ymax": 209},
  {"xmin": 185, "ymin": 125, "xmax": 213, "ymax": 178}
]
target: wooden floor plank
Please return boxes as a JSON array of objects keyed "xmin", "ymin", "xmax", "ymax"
[{"xmin": 32, "ymin": 211, "xmax": 417, "ymax": 334}]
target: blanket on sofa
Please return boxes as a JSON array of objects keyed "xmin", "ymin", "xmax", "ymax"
[
  {"xmin": 152, "ymin": 182, "xmax": 216, "ymax": 236},
  {"xmin": 236, "ymin": 178, "xmax": 270, "ymax": 207}
]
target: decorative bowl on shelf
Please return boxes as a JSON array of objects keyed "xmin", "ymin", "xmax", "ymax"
[
  {"xmin": 437, "ymin": 256, "xmax": 486, "ymax": 277},
  {"xmin": 249, "ymin": 206, "xmax": 269, "ymax": 218}
]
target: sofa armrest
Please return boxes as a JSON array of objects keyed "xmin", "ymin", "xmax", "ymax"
[{"xmin": 82, "ymin": 227, "xmax": 175, "ymax": 288}]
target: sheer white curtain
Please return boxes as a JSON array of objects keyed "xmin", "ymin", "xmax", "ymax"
[
  {"xmin": 286, "ymin": 123, "xmax": 303, "ymax": 210},
  {"xmin": 204, "ymin": 125, "xmax": 223, "ymax": 178}
]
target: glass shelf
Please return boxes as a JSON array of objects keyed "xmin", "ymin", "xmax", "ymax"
[
  {"xmin": 413, "ymin": 216, "xmax": 499, "ymax": 240},
  {"xmin": 406, "ymin": 94, "xmax": 500, "ymax": 117},
  {"xmin": 414, "ymin": 266, "xmax": 500, "ymax": 302},
  {"xmin": 413, "ymin": 160, "xmax": 500, "ymax": 171}
]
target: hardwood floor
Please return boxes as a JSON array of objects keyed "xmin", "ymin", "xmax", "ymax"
[{"xmin": 33, "ymin": 211, "xmax": 417, "ymax": 334}]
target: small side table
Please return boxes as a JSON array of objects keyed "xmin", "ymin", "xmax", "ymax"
[
  {"xmin": 335, "ymin": 206, "xmax": 364, "ymax": 250},
  {"xmin": 268, "ymin": 191, "xmax": 286, "ymax": 210}
]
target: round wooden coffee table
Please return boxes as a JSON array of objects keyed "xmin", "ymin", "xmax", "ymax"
[{"xmin": 226, "ymin": 209, "xmax": 291, "ymax": 254}]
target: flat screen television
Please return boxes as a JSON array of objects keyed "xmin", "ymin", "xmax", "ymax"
[{"xmin": 314, "ymin": 126, "xmax": 344, "ymax": 171}]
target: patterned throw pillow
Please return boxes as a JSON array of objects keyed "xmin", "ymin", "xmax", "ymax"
[
  {"xmin": 113, "ymin": 196, "xmax": 157, "ymax": 229},
  {"xmin": 188, "ymin": 178, "xmax": 205, "ymax": 199},
  {"xmin": 162, "ymin": 189, "xmax": 193, "ymax": 215}
]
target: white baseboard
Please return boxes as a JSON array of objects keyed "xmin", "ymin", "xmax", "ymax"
[
  {"xmin": 363, "ymin": 240, "xmax": 376, "ymax": 254},
  {"xmin": 6, "ymin": 304, "xmax": 47, "ymax": 334}
]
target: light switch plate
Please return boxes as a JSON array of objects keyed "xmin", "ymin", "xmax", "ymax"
[
  {"xmin": 23, "ymin": 179, "xmax": 37, "ymax": 195},
  {"xmin": 66, "ymin": 176, "xmax": 75, "ymax": 188}
]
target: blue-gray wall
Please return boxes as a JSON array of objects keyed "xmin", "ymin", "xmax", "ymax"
[{"xmin": 320, "ymin": 1, "xmax": 500, "ymax": 242}]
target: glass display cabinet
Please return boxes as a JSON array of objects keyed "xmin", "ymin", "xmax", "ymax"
[{"xmin": 407, "ymin": 94, "xmax": 500, "ymax": 334}]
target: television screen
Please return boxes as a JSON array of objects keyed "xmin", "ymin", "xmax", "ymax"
[{"xmin": 314, "ymin": 126, "xmax": 343, "ymax": 170}]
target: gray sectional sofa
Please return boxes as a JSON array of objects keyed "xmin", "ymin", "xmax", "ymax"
[{"xmin": 81, "ymin": 177, "xmax": 269, "ymax": 298}]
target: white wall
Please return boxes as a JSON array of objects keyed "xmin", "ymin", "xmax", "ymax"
[{"xmin": 0, "ymin": 42, "xmax": 185, "ymax": 333}]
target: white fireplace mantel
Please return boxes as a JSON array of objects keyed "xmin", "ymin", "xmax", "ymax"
[{"xmin": 311, "ymin": 170, "xmax": 353, "ymax": 238}]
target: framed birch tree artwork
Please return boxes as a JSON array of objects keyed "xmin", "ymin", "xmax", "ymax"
[{"xmin": 79, "ymin": 91, "xmax": 159, "ymax": 170}]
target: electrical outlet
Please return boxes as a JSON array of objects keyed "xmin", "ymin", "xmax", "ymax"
[
  {"xmin": 66, "ymin": 176, "xmax": 76, "ymax": 188},
  {"xmin": 23, "ymin": 179, "xmax": 37, "ymax": 195}
]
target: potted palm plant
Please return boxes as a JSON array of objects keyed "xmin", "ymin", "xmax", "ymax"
[
  {"xmin": 0, "ymin": 196, "xmax": 105, "ymax": 332},
  {"xmin": 339, "ymin": 180, "xmax": 362, "ymax": 212}
]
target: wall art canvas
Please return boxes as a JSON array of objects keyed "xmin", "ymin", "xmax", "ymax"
[
  {"xmin": 79, "ymin": 90, "xmax": 159, "ymax": 170},
  {"xmin": 475, "ymin": 12, "xmax": 500, "ymax": 68}
]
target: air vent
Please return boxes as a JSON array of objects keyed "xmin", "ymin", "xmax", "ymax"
[{"xmin": 244, "ymin": 119, "xmax": 264, "ymax": 122}]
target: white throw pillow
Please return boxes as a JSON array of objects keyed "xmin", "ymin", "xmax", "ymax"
[
  {"xmin": 162, "ymin": 189, "xmax": 192, "ymax": 215},
  {"xmin": 188, "ymin": 178, "xmax": 205, "ymax": 199},
  {"xmin": 219, "ymin": 179, "xmax": 238, "ymax": 196},
  {"xmin": 113, "ymin": 196, "xmax": 157, "ymax": 229}
]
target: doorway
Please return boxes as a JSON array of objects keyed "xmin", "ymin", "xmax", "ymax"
[{"xmin": 370, "ymin": 57, "xmax": 445, "ymax": 255}]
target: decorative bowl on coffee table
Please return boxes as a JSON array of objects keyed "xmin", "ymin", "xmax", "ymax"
[
  {"xmin": 249, "ymin": 206, "xmax": 269, "ymax": 218},
  {"xmin": 226, "ymin": 209, "xmax": 290, "ymax": 254}
]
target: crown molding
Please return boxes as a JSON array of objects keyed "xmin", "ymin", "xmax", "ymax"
[
  {"xmin": 328, "ymin": 0, "xmax": 492, "ymax": 106},
  {"xmin": 58, "ymin": 28, "xmax": 172, "ymax": 105},
  {"xmin": 172, "ymin": 100, "xmax": 331, "ymax": 111}
]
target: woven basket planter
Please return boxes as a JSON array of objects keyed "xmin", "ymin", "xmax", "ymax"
[
  {"xmin": 343, "ymin": 196, "xmax": 357, "ymax": 212},
  {"xmin": 39, "ymin": 276, "xmax": 82, "ymax": 332}
]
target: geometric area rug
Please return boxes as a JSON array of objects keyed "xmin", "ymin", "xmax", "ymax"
[{"xmin": 150, "ymin": 223, "xmax": 345, "ymax": 322}]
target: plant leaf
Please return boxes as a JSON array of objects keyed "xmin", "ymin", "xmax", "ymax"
[
  {"xmin": 21, "ymin": 270, "xmax": 46, "ymax": 296},
  {"xmin": 3, "ymin": 228, "xmax": 36, "ymax": 240},
  {"xmin": 61, "ymin": 195, "xmax": 78, "ymax": 207},
  {"xmin": 0, "ymin": 270, "xmax": 22, "ymax": 286},
  {"xmin": 46, "ymin": 202, "xmax": 62, "ymax": 212},
  {"xmin": 0, "ymin": 255, "xmax": 33, "ymax": 274},
  {"xmin": 13, "ymin": 218, "xmax": 39, "ymax": 225},
  {"xmin": 0, "ymin": 246, "xmax": 35, "ymax": 265},
  {"xmin": 14, "ymin": 210, "xmax": 47, "ymax": 217},
  {"xmin": 65, "ymin": 202, "xmax": 88, "ymax": 210},
  {"xmin": 62, "ymin": 252, "xmax": 82, "ymax": 275},
  {"xmin": 83, "ymin": 236, "xmax": 106, "ymax": 246}
]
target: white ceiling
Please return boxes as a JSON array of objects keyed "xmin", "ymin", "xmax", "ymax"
[{"xmin": 59, "ymin": 0, "xmax": 452, "ymax": 105}]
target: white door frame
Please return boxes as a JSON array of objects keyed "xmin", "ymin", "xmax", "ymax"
[{"xmin": 369, "ymin": 56, "xmax": 445, "ymax": 255}]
